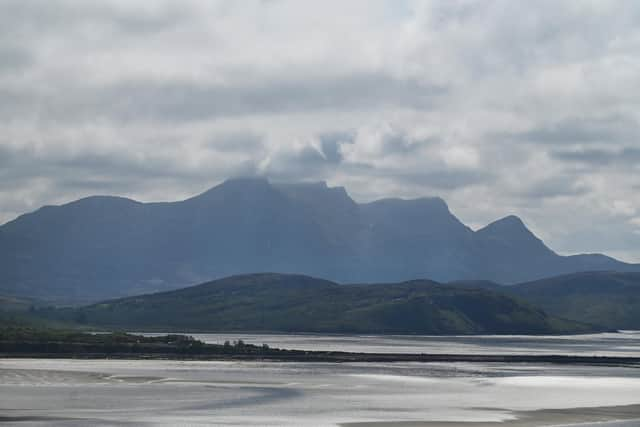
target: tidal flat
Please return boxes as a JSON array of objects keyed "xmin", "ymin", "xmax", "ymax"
[{"xmin": 2, "ymin": 332, "xmax": 640, "ymax": 426}]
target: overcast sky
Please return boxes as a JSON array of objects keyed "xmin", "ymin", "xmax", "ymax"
[{"xmin": 1, "ymin": 0, "xmax": 639, "ymax": 262}]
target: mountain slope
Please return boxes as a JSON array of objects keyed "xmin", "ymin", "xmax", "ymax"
[
  {"xmin": 41, "ymin": 273, "xmax": 597, "ymax": 335},
  {"xmin": 0, "ymin": 177, "xmax": 637, "ymax": 301},
  {"xmin": 506, "ymin": 271, "xmax": 640, "ymax": 330},
  {"xmin": 358, "ymin": 197, "xmax": 476, "ymax": 281},
  {"xmin": 471, "ymin": 215, "xmax": 564, "ymax": 283}
]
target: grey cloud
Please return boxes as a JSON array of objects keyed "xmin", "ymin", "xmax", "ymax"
[
  {"xmin": 57, "ymin": 177, "xmax": 140, "ymax": 192},
  {"xmin": 0, "ymin": 144, "xmax": 18, "ymax": 168},
  {"xmin": 263, "ymin": 134, "xmax": 476, "ymax": 191},
  {"xmin": 264, "ymin": 145, "xmax": 335, "ymax": 181},
  {"xmin": 501, "ymin": 116, "xmax": 640, "ymax": 146},
  {"xmin": 380, "ymin": 131, "xmax": 414, "ymax": 155},
  {"xmin": 368, "ymin": 168, "xmax": 494, "ymax": 191},
  {"xmin": 55, "ymin": 153, "xmax": 177, "ymax": 179},
  {"xmin": 381, "ymin": 132, "xmax": 436, "ymax": 156},
  {"xmin": 552, "ymin": 147, "xmax": 640, "ymax": 167},
  {"xmin": 0, "ymin": 145, "xmax": 170, "ymax": 190},
  {"xmin": 0, "ymin": 74, "xmax": 447, "ymax": 123},
  {"xmin": 0, "ymin": 1, "xmax": 186, "ymax": 38},
  {"xmin": 556, "ymin": 224, "xmax": 640, "ymax": 256},
  {"xmin": 398, "ymin": 170, "xmax": 493, "ymax": 190},
  {"xmin": 0, "ymin": 88, "xmax": 37, "ymax": 119},
  {"xmin": 0, "ymin": 141, "xmax": 255, "ymax": 196},
  {"xmin": 318, "ymin": 131, "xmax": 355, "ymax": 144},
  {"xmin": 0, "ymin": 46, "xmax": 33, "ymax": 73},
  {"xmin": 106, "ymin": 5, "xmax": 188, "ymax": 35},
  {"xmin": 206, "ymin": 132, "xmax": 265, "ymax": 154},
  {"xmin": 0, "ymin": 1, "xmax": 79, "ymax": 35},
  {"xmin": 260, "ymin": 136, "xmax": 360, "ymax": 182},
  {"xmin": 318, "ymin": 131, "xmax": 355, "ymax": 163},
  {"xmin": 320, "ymin": 140, "xmax": 342, "ymax": 163},
  {"xmin": 429, "ymin": 1, "xmax": 640, "ymax": 80},
  {"xmin": 519, "ymin": 176, "xmax": 590, "ymax": 200},
  {"xmin": 298, "ymin": 146, "xmax": 328, "ymax": 165}
]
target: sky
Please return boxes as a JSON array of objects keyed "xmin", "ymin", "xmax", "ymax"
[{"xmin": 0, "ymin": 0, "xmax": 639, "ymax": 262}]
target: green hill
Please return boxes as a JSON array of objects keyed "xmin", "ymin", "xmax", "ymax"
[
  {"xmin": 507, "ymin": 271, "xmax": 640, "ymax": 330},
  {"xmin": 40, "ymin": 273, "xmax": 597, "ymax": 335}
]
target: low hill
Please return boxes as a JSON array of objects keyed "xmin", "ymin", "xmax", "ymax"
[
  {"xmin": 506, "ymin": 271, "xmax": 640, "ymax": 330},
  {"xmin": 40, "ymin": 273, "xmax": 597, "ymax": 335}
]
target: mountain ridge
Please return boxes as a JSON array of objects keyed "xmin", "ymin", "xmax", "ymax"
[{"xmin": 1, "ymin": 177, "xmax": 637, "ymax": 301}]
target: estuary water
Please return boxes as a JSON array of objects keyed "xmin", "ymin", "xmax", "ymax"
[
  {"xmin": 2, "ymin": 332, "xmax": 640, "ymax": 426},
  {"xmin": 144, "ymin": 330, "xmax": 640, "ymax": 357}
]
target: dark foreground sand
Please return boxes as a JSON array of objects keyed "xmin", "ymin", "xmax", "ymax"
[{"xmin": 341, "ymin": 404, "xmax": 640, "ymax": 426}]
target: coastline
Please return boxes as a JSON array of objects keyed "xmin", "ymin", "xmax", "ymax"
[{"xmin": 3, "ymin": 351, "xmax": 640, "ymax": 366}]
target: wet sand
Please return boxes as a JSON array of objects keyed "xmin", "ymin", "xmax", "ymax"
[
  {"xmin": 3, "ymin": 351, "xmax": 640, "ymax": 426},
  {"xmin": 342, "ymin": 404, "xmax": 640, "ymax": 426}
]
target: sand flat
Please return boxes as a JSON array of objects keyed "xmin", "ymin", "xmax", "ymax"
[{"xmin": 341, "ymin": 404, "xmax": 640, "ymax": 426}]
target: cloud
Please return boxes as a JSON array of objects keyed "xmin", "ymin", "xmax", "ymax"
[
  {"xmin": 552, "ymin": 147, "xmax": 640, "ymax": 167},
  {"xmin": 1, "ymin": 0, "xmax": 640, "ymax": 261},
  {"xmin": 389, "ymin": 169, "xmax": 494, "ymax": 190},
  {"xmin": 0, "ymin": 74, "xmax": 447, "ymax": 123},
  {"xmin": 317, "ymin": 131, "xmax": 355, "ymax": 163},
  {"xmin": 517, "ymin": 176, "xmax": 590, "ymax": 200},
  {"xmin": 205, "ymin": 131, "xmax": 265, "ymax": 154},
  {"xmin": 0, "ymin": 47, "xmax": 32, "ymax": 73},
  {"xmin": 502, "ymin": 116, "xmax": 640, "ymax": 146}
]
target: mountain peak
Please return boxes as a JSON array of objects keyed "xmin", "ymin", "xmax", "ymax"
[
  {"xmin": 414, "ymin": 196, "xmax": 449, "ymax": 210},
  {"xmin": 475, "ymin": 214, "xmax": 557, "ymax": 280},
  {"xmin": 500, "ymin": 214, "xmax": 524, "ymax": 224},
  {"xmin": 275, "ymin": 181, "xmax": 358, "ymax": 210},
  {"xmin": 364, "ymin": 196, "xmax": 449, "ymax": 212},
  {"xmin": 361, "ymin": 195, "xmax": 470, "ymax": 241},
  {"xmin": 479, "ymin": 215, "xmax": 530, "ymax": 234},
  {"xmin": 362, "ymin": 197, "xmax": 456, "ymax": 224},
  {"xmin": 190, "ymin": 176, "xmax": 274, "ymax": 200},
  {"xmin": 67, "ymin": 195, "xmax": 141, "ymax": 207}
]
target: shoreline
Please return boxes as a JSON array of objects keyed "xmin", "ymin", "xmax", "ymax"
[{"xmin": 3, "ymin": 351, "xmax": 640, "ymax": 366}]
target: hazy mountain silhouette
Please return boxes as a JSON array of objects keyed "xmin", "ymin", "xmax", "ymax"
[{"xmin": 1, "ymin": 177, "xmax": 637, "ymax": 301}]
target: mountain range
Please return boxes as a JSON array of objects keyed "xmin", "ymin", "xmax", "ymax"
[{"xmin": 1, "ymin": 177, "xmax": 637, "ymax": 301}]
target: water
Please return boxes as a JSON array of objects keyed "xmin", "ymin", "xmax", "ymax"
[
  {"xmin": 142, "ymin": 330, "xmax": 640, "ymax": 356},
  {"xmin": 2, "ymin": 332, "xmax": 640, "ymax": 426}
]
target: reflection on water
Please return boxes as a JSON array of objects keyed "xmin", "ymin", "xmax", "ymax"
[{"xmin": 2, "ymin": 332, "xmax": 640, "ymax": 426}]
